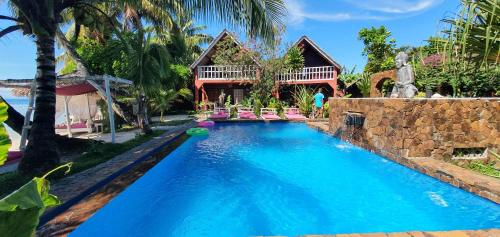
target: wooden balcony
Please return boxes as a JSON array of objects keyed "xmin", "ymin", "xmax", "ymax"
[
  {"xmin": 197, "ymin": 65, "xmax": 258, "ymax": 81},
  {"xmin": 277, "ymin": 66, "xmax": 336, "ymax": 83}
]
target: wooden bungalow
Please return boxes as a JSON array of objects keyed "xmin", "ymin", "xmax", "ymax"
[
  {"xmin": 190, "ymin": 30, "xmax": 342, "ymax": 108},
  {"xmin": 190, "ymin": 30, "xmax": 260, "ymax": 107}
]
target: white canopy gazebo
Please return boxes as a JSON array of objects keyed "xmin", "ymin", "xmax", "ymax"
[{"xmin": 4, "ymin": 74, "xmax": 133, "ymax": 149}]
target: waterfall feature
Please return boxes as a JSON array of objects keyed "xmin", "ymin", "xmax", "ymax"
[{"xmin": 336, "ymin": 112, "xmax": 365, "ymax": 143}]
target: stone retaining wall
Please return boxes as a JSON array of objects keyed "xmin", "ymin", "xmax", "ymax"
[{"xmin": 328, "ymin": 98, "xmax": 499, "ymax": 161}]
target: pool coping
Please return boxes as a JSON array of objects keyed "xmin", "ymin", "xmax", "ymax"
[
  {"xmin": 306, "ymin": 121, "xmax": 500, "ymax": 204},
  {"xmin": 295, "ymin": 229, "xmax": 500, "ymax": 236}
]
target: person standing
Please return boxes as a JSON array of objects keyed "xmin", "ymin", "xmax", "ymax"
[{"xmin": 313, "ymin": 88, "xmax": 325, "ymax": 118}]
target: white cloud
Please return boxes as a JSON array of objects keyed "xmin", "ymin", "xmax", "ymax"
[
  {"xmin": 343, "ymin": 0, "xmax": 444, "ymax": 14},
  {"xmin": 284, "ymin": 0, "xmax": 443, "ymax": 25}
]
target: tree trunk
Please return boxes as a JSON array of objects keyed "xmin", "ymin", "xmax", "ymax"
[
  {"xmin": 137, "ymin": 93, "xmax": 152, "ymax": 135},
  {"xmin": 19, "ymin": 34, "xmax": 60, "ymax": 175}
]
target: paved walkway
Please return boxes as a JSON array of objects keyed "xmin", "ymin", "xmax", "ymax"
[
  {"xmin": 151, "ymin": 114, "xmax": 192, "ymax": 122},
  {"xmin": 72, "ymin": 129, "xmax": 141, "ymax": 143},
  {"xmin": 46, "ymin": 122, "xmax": 195, "ymax": 204},
  {"xmin": 297, "ymin": 229, "xmax": 500, "ymax": 236}
]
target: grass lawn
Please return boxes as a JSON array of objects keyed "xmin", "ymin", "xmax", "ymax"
[{"xmin": 0, "ymin": 130, "xmax": 165, "ymax": 198}]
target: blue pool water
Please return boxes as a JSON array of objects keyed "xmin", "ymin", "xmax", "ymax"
[{"xmin": 71, "ymin": 123, "xmax": 500, "ymax": 236}]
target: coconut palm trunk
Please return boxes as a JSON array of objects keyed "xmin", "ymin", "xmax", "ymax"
[
  {"xmin": 137, "ymin": 93, "xmax": 153, "ymax": 134},
  {"xmin": 18, "ymin": 33, "xmax": 60, "ymax": 175}
]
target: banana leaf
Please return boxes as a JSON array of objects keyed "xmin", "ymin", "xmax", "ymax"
[
  {"xmin": 0, "ymin": 163, "xmax": 71, "ymax": 237},
  {"xmin": 0, "ymin": 101, "xmax": 11, "ymax": 165}
]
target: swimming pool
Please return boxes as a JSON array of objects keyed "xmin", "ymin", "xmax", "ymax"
[{"xmin": 71, "ymin": 123, "xmax": 500, "ymax": 236}]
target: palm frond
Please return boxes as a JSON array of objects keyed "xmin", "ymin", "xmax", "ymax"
[{"xmin": 0, "ymin": 25, "xmax": 21, "ymax": 38}]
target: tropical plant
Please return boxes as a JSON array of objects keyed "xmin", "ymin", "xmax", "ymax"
[
  {"xmin": 1, "ymin": 0, "xmax": 286, "ymax": 175},
  {"xmin": 158, "ymin": 11, "xmax": 213, "ymax": 64},
  {"xmin": 356, "ymin": 73, "xmax": 372, "ymax": 97},
  {"xmin": 284, "ymin": 45, "xmax": 304, "ymax": 72},
  {"xmin": 150, "ymin": 88, "xmax": 192, "ymax": 121},
  {"xmin": 0, "ymin": 163, "xmax": 71, "ymax": 237},
  {"xmin": 434, "ymin": 0, "xmax": 500, "ymax": 97},
  {"xmin": 212, "ymin": 36, "xmax": 257, "ymax": 66},
  {"xmin": 440, "ymin": 0, "xmax": 499, "ymax": 69},
  {"xmin": 381, "ymin": 79, "xmax": 395, "ymax": 97},
  {"xmin": 240, "ymin": 97, "xmax": 253, "ymax": 107},
  {"xmin": 293, "ymin": 86, "xmax": 314, "ymax": 117},
  {"xmin": 0, "ymin": 101, "xmax": 11, "ymax": 166},
  {"xmin": 268, "ymin": 97, "xmax": 286, "ymax": 116},
  {"xmin": 338, "ymin": 66, "xmax": 360, "ymax": 86},
  {"xmin": 358, "ymin": 26, "xmax": 397, "ymax": 74},
  {"xmin": 322, "ymin": 102, "xmax": 329, "ymax": 118}
]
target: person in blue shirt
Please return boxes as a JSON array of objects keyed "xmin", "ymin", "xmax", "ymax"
[{"xmin": 313, "ymin": 88, "xmax": 325, "ymax": 118}]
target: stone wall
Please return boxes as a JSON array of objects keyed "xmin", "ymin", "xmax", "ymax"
[
  {"xmin": 328, "ymin": 98, "xmax": 499, "ymax": 161},
  {"xmin": 370, "ymin": 70, "xmax": 396, "ymax": 97}
]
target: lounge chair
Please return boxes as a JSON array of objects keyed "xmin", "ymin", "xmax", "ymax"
[
  {"xmin": 55, "ymin": 121, "xmax": 92, "ymax": 133},
  {"xmin": 284, "ymin": 108, "xmax": 307, "ymax": 121},
  {"xmin": 237, "ymin": 107, "xmax": 257, "ymax": 120},
  {"xmin": 209, "ymin": 107, "xmax": 230, "ymax": 120},
  {"xmin": 260, "ymin": 108, "xmax": 281, "ymax": 120}
]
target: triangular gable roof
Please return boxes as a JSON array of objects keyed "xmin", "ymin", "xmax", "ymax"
[
  {"xmin": 293, "ymin": 36, "xmax": 342, "ymax": 70},
  {"xmin": 189, "ymin": 29, "xmax": 260, "ymax": 69}
]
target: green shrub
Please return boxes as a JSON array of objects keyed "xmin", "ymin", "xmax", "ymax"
[
  {"xmin": 0, "ymin": 164, "xmax": 72, "ymax": 237},
  {"xmin": 293, "ymin": 86, "xmax": 314, "ymax": 117}
]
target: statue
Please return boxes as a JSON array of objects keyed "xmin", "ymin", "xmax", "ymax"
[
  {"xmin": 218, "ymin": 89, "xmax": 226, "ymax": 107},
  {"xmin": 391, "ymin": 52, "xmax": 418, "ymax": 98}
]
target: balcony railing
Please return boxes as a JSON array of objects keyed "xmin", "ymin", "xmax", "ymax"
[
  {"xmin": 277, "ymin": 66, "xmax": 336, "ymax": 82},
  {"xmin": 198, "ymin": 65, "xmax": 257, "ymax": 81}
]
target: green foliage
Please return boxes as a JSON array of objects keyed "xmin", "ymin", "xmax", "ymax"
[
  {"xmin": 251, "ymin": 71, "xmax": 276, "ymax": 107},
  {"xmin": 381, "ymin": 79, "xmax": 395, "ymax": 96},
  {"xmin": 338, "ymin": 66, "xmax": 360, "ymax": 86},
  {"xmin": 212, "ymin": 36, "xmax": 256, "ymax": 65},
  {"xmin": 0, "ymin": 101, "xmax": 10, "ymax": 166},
  {"xmin": 358, "ymin": 26, "xmax": 396, "ymax": 74},
  {"xmin": 150, "ymin": 88, "xmax": 193, "ymax": 121},
  {"xmin": 268, "ymin": 97, "xmax": 286, "ymax": 116},
  {"xmin": 468, "ymin": 160, "xmax": 500, "ymax": 178},
  {"xmin": 240, "ymin": 97, "xmax": 253, "ymax": 107},
  {"xmin": 284, "ymin": 46, "xmax": 304, "ymax": 71},
  {"xmin": 225, "ymin": 95, "xmax": 232, "ymax": 108},
  {"xmin": 440, "ymin": 0, "xmax": 499, "ymax": 69},
  {"xmin": 0, "ymin": 163, "xmax": 71, "ymax": 237},
  {"xmin": 356, "ymin": 74, "xmax": 372, "ymax": 97},
  {"xmin": 293, "ymin": 86, "xmax": 314, "ymax": 117},
  {"xmin": 463, "ymin": 67, "xmax": 500, "ymax": 97},
  {"xmin": 253, "ymin": 99, "xmax": 263, "ymax": 116},
  {"xmin": 322, "ymin": 102, "xmax": 329, "ymax": 118}
]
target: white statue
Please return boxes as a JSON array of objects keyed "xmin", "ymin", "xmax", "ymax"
[{"xmin": 391, "ymin": 52, "xmax": 418, "ymax": 98}]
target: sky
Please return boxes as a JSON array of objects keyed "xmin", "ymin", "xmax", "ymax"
[{"xmin": 0, "ymin": 0, "xmax": 460, "ymax": 79}]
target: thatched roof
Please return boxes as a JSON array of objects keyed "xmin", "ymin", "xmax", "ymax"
[{"xmin": 1, "ymin": 72, "xmax": 132, "ymax": 97}]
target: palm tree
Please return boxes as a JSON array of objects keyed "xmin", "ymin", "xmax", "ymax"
[
  {"xmin": 120, "ymin": 30, "xmax": 173, "ymax": 134},
  {"xmin": 440, "ymin": 0, "xmax": 499, "ymax": 68},
  {"xmin": 151, "ymin": 88, "xmax": 192, "ymax": 121},
  {"xmin": 158, "ymin": 11, "xmax": 213, "ymax": 63},
  {"xmin": 0, "ymin": 0, "xmax": 286, "ymax": 175}
]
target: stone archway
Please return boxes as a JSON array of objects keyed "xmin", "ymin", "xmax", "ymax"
[
  {"xmin": 370, "ymin": 70, "xmax": 396, "ymax": 97},
  {"xmin": 375, "ymin": 77, "xmax": 395, "ymax": 97}
]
